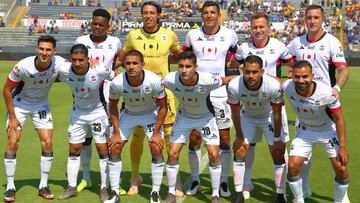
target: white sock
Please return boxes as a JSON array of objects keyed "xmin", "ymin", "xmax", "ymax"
[
  {"xmin": 274, "ymin": 164, "xmax": 286, "ymax": 194},
  {"xmin": 80, "ymin": 144, "xmax": 92, "ymax": 182},
  {"xmin": 220, "ymin": 148, "xmax": 231, "ymax": 183},
  {"xmin": 166, "ymin": 163, "xmax": 179, "ymax": 195},
  {"xmin": 334, "ymin": 178, "xmax": 349, "ymax": 203},
  {"xmin": 39, "ymin": 152, "xmax": 53, "ymax": 189},
  {"xmin": 233, "ymin": 159, "xmax": 245, "ymax": 192},
  {"xmin": 4, "ymin": 153, "xmax": 16, "ymax": 190},
  {"xmin": 300, "ymin": 156, "xmax": 311, "ymax": 193},
  {"xmin": 67, "ymin": 155, "xmax": 81, "ymax": 187},
  {"xmin": 99, "ymin": 157, "xmax": 108, "ymax": 189},
  {"xmin": 188, "ymin": 148, "xmax": 201, "ymax": 183},
  {"xmin": 151, "ymin": 161, "xmax": 164, "ymax": 192},
  {"xmin": 288, "ymin": 176, "xmax": 304, "ymax": 202},
  {"xmin": 244, "ymin": 145, "xmax": 255, "ymax": 188},
  {"xmin": 209, "ymin": 163, "xmax": 221, "ymax": 197},
  {"xmin": 108, "ymin": 158, "xmax": 121, "ymax": 194}
]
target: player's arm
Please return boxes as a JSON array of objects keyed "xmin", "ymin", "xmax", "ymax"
[
  {"xmin": 230, "ymin": 103, "xmax": 247, "ymax": 152},
  {"xmin": 333, "ymin": 65, "xmax": 349, "ymax": 98},
  {"xmin": 3, "ymin": 80, "xmax": 20, "ymax": 132},
  {"xmin": 271, "ymin": 102, "xmax": 285, "ymax": 158},
  {"xmin": 332, "ymin": 107, "xmax": 348, "ymax": 166},
  {"xmin": 108, "ymin": 98, "xmax": 122, "ymax": 150},
  {"xmin": 221, "ymin": 75, "xmax": 237, "ymax": 85},
  {"xmin": 150, "ymin": 97, "xmax": 167, "ymax": 149},
  {"xmin": 114, "ymin": 49, "xmax": 126, "ymax": 69}
]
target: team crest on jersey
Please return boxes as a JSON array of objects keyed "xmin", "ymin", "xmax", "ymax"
[
  {"xmin": 319, "ymin": 45, "xmax": 325, "ymax": 50},
  {"xmin": 197, "ymin": 86, "xmax": 207, "ymax": 94},
  {"xmin": 261, "ymin": 92, "xmax": 268, "ymax": 97},
  {"xmin": 269, "ymin": 49, "xmax": 275, "ymax": 54},
  {"xmin": 314, "ymin": 100, "xmax": 321, "ymax": 106},
  {"xmin": 144, "ymin": 86, "xmax": 152, "ymax": 93},
  {"xmin": 108, "ymin": 44, "xmax": 113, "ymax": 49},
  {"xmin": 161, "ymin": 35, "xmax": 168, "ymax": 41},
  {"xmin": 220, "ymin": 37, "xmax": 225, "ymax": 41},
  {"xmin": 91, "ymin": 75, "xmax": 97, "ymax": 82}
]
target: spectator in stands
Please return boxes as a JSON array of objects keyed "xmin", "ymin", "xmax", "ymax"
[
  {"xmin": 69, "ymin": 0, "xmax": 74, "ymax": 6},
  {"xmin": 28, "ymin": 25, "xmax": 33, "ymax": 36},
  {"xmin": 38, "ymin": 24, "xmax": 44, "ymax": 33},
  {"xmin": 0, "ymin": 17, "xmax": 5, "ymax": 27}
]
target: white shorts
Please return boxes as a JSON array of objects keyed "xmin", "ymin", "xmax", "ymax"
[
  {"xmin": 68, "ymin": 107, "xmax": 109, "ymax": 144},
  {"xmin": 85, "ymin": 102, "xmax": 110, "ymax": 139},
  {"xmin": 117, "ymin": 109, "xmax": 163, "ymax": 141},
  {"xmin": 6, "ymin": 98, "xmax": 53, "ymax": 129},
  {"xmin": 170, "ymin": 113, "xmax": 220, "ymax": 145},
  {"xmin": 240, "ymin": 112, "xmax": 289, "ymax": 145},
  {"xmin": 212, "ymin": 98, "xmax": 232, "ymax": 129},
  {"xmin": 289, "ymin": 125, "xmax": 339, "ymax": 158},
  {"xmin": 248, "ymin": 106, "xmax": 289, "ymax": 143}
]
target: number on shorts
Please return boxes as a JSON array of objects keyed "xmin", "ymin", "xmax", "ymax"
[
  {"xmin": 92, "ymin": 123, "xmax": 102, "ymax": 132},
  {"xmin": 147, "ymin": 123, "xmax": 155, "ymax": 133},
  {"xmin": 202, "ymin": 126, "xmax": 211, "ymax": 135},
  {"xmin": 38, "ymin": 110, "xmax": 47, "ymax": 119},
  {"xmin": 219, "ymin": 109, "xmax": 225, "ymax": 118},
  {"xmin": 329, "ymin": 137, "xmax": 339, "ymax": 148}
]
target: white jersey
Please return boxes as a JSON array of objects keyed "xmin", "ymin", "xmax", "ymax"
[
  {"xmin": 7, "ymin": 55, "xmax": 66, "ymax": 104},
  {"xmin": 282, "ymin": 80, "xmax": 342, "ymax": 131},
  {"xmin": 227, "ymin": 74, "xmax": 283, "ymax": 118},
  {"xmin": 287, "ymin": 32, "xmax": 347, "ymax": 87},
  {"xmin": 164, "ymin": 72, "xmax": 224, "ymax": 119},
  {"xmin": 76, "ymin": 34, "xmax": 122, "ymax": 103},
  {"xmin": 235, "ymin": 37, "xmax": 293, "ymax": 77},
  {"xmin": 184, "ymin": 26, "xmax": 238, "ymax": 99},
  {"xmin": 58, "ymin": 62, "xmax": 115, "ymax": 111},
  {"xmin": 109, "ymin": 69, "xmax": 166, "ymax": 115}
]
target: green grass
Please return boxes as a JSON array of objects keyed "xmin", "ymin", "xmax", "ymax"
[{"xmin": 0, "ymin": 61, "xmax": 359, "ymax": 202}]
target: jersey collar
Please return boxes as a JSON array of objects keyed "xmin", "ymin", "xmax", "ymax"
[
  {"xmin": 295, "ymin": 81, "xmax": 317, "ymax": 97},
  {"xmin": 253, "ymin": 37, "xmax": 270, "ymax": 48},
  {"xmin": 90, "ymin": 34, "xmax": 107, "ymax": 43},
  {"xmin": 125, "ymin": 70, "xmax": 145, "ymax": 87},
  {"xmin": 142, "ymin": 26, "xmax": 160, "ymax": 35},
  {"xmin": 201, "ymin": 26, "xmax": 221, "ymax": 36},
  {"xmin": 306, "ymin": 32, "xmax": 326, "ymax": 43},
  {"xmin": 243, "ymin": 76, "xmax": 263, "ymax": 91},
  {"xmin": 34, "ymin": 56, "xmax": 52, "ymax": 72},
  {"xmin": 179, "ymin": 72, "xmax": 199, "ymax": 87},
  {"xmin": 71, "ymin": 63, "xmax": 89, "ymax": 76}
]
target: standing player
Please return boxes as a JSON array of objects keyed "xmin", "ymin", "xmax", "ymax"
[
  {"xmin": 227, "ymin": 55, "xmax": 287, "ymax": 203},
  {"xmin": 283, "ymin": 60, "xmax": 349, "ymax": 203},
  {"xmin": 163, "ymin": 52, "xmax": 236, "ymax": 203},
  {"xmin": 74, "ymin": 8, "xmax": 123, "ymax": 195},
  {"xmin": 287, "ymin": 4, "xmax": 348, "ymax": 199},
  {"xmin": 182, "ymin": 1, "xmax": 238, "ymax": 197},
  {"xmin": 106, "ymin": 50, "xmax": 167, "ymax": 203},
  {"xmin": 57, "ymin": 44, "xmax": 115, "ymax": 201},
  {"xmin": 3, "ymin": 35, "xmax": 66, "ymax": 202},
  {"xmin": 116, "ymin": 1, "xmax": 183, "ymax": 196},
  {"xmin": 230, "ymin": 12, "xmax": 292, "ymax": 200}
]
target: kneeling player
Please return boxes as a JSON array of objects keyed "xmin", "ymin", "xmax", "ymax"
[
  {"xmin": 283, "ymin": 61, "xmax": 349, "ymax": 203},
  {"xmin": 227, "ymin": 55, "xmax": 287, "ymax": 203},
  {"xmin": 163, "ymin": 52, "xmax": 235, "ymax": 203},
  {"xmin": 106, "ymin": 50, "xmax": 167, "ymax": 203},
  {"xmin": 58, "ymin": 44, "xmax": 115, "ymax": 201}
]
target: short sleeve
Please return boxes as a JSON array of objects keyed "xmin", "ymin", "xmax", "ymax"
[
  {"xmin": 153, "ymin": 77, "xmax": 167, "ymax": 103},
  {"xmin": 109, "ymin": 79, "xmax": 121, "ymax": 102},
  {"xmin": 122, "ymin": 31, "xmax": 134, "ymax": 53},
  {"xmin": 227, "ymin": 79, "xmax": 240, "ymax": 106},
  {"xmin": 234, "ymin": 44, "xmax": 245, "ymax": 62},
  {"xmin": 7, "ymin": 62, "xmax": 24, "ymax": 84},
  {"xmin": 170, "ymin": 30, "xmax": 181, "ymax": 54},
  {"xmin": 326, "ymin": 92, "xmax": 342, "ymax": 113},
  {"xmin": 270, "ymin": 82, "xmax": 284, "ymax": 106},
  {"xmin": 329, "ymin": 38, "xmax": 347, "ymax": 67},
  {"xmin": 279, "ymin": 42, "xmax": 294, "ymax": 63}
]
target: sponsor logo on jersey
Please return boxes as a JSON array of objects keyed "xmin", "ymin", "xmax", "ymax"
[
  {"xmin": 196, "ymin": 37, "xmax": 203, "ymax": 41},
  {"xmin": 261, "ymin": 92, "xmax": 268, "ymax": 97},
  {"xmin": 210, "ymin": 133, "xmax": 217, "ymax": 139},
  {"xmin": 77, "ymin": 78, "xmax": 85, "ymax": 82},
  {"xmin": 206, "ymin": 37, "xmax": 215, "ymax": 41},
  {"xmin": 108, "ymin": 44, "xmax": 113, "ymax": 49},
  {"xmin": 68, "ymin": 77, "xmax": 74, "ymax": 81},
  {"xmin": 161, "ymin": 34, "xmax": 168, "ymax": 41},
  {"xmin": 29, "ymin": 74, "xmax": 35, "ymax": 78},
  {"xmin": 220, "ymin": 37, "xmax": 225, "ymax": 41},
  {"xmin": 197, "ymin": 86, "xmax": 206, "ymax": 93},
  {"xmin": 144, "ymin": 86, "xmax": 152, "ymax": 93},
  {"xmin": 299, "ymin": 45, "xmax": 305, "ymax": 49},
  {"xmin": 269, "ymin": 49, "xmax": 275, "ymax": 54},
  {"xmin": 95, "ymin": 45, "xmax": 103, "ymax": 49},
  {"xmin": 248, "ymin": 51, "xmax": 253, "ymax": 55},
  {"xmin": 87, "ymin": 45, "xmax": 91, "ymax": 49},
  {"xmin": 308, "ymin": 45, "xmax": 315, "ymax": 50},
  {"xmin": 175, "ymin": 87, "xmax": 181, "ymax": 92},
  {"xmin": 240, "ymin": 94, "xmax": 247, "ymax": 97},
  {"xmin": 319, "ymin": 45, "xmax": 325, "ymax": 50},
  {"xmin": 136, "ymin": 36, "xmax": 143, "ymax": 40},
  {"xmin": 91, "ymin": 75, "xmax": 97, "ymax": 82},
  {"xmin": 336, "ymin": 53, "xmax": 344, "ymax": 57},
  {"xmin": 256, "ymin": 50, "xmax": 264, "ymax": 55}
]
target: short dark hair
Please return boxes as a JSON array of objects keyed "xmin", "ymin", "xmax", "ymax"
[
  {"xmin": 244, "ymin": 55, "xmax": 263, "ymax": 69},
  {"xmin": 141, "ymin": 1, "xmax": 162, "ymax": 14},
  {"xmin": 37, "ymin": 35, "xmax": 56, "ymax": 48},
  {"xmin": 305, "ymin": 4, "xmax": 324, "ymax": 17},
  {"xmin": 178, "ymin": 51, "xmax": 197, "ymax": 64},
  {"xmin": 251, "ymin": 12, "xmax": 269, "ymax": 24},
  {"xmin": 125, "ymin": 50, "xmax": 144, "ymax": 63},
  {"xmin": 293, "ymin": 60, "xmax": 312, "ymax": 70},
  {"xmin": 202, "ymin": 1, "xmax": 220, "ymax": 14},
  {"xmin": 70, "ymin": 44, "xmax": 88, "ymax": 57},
  {"xmin": 93, "ymin": 8, "xmax": 111, "ymax": 22}
]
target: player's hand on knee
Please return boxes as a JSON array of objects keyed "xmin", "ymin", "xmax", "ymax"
[
  {"xmin": 7, "ymin": 117, "xmax": 21, "ymax": 136},
  {"xmin": 108, "ymin": 134, "xmax": 123, "ymax": 150},
  {"xmin": 233, "ymin": 136, "xmax": 247, "ymax": 153},
  {"xmin": 337, "ymin": 146, "xmax": 349, "ymax": 167},
  {"xmin": 150, "ymin": 132, "xmax": 163, "ymax": 150},
  {"xmin": 272, "ymin": 140, "xmax": 285, "ymax": 159}
]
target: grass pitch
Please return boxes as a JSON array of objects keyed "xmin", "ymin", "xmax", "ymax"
[{"xmin": 0, "ymin": 60, "xmax": 359, "ymax": 202}]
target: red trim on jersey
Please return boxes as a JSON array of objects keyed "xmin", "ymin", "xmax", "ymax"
[
  {"xmin": 220, "ymin": 77, "xmax": 225, "ymax": 86},
  {"xmin": 109, "ymin": 98, "xmax": 119, "ymax": 103},
  {"xmin": 227, "ymin": 101, "xmax": 240, "ymax": 107},
  {"xmin": 333, "ymin": 62, "xmax": 347, "ymax": 68},
  {"xmin": 271, "ymin": 102, "xmax": 283, "ymax": 107},
  {"xmin": 155, "ymin": 95, "xmax": 167, "ymax": 104},
  {"xmin": 7, "ymin": 77, "xmax": 18, "ymax": 86},
  {"xmin": 330, "ymin": 105, "xmax": 342, "ymax": 113}
]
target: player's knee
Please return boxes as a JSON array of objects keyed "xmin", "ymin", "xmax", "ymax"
[
  {"xmin": 168, "ymin": 150, "xmax": 180, "ymax": 162},
  {"xmin": 152, "ymin": 156, "xmax": 164, "ymax": 164},
  {"xmin": 83, "ymin": 137, "xmax": 92, "ymax": 146},
  {"xmin": 208, "ymin": 150, "xmax": 220, "ymax": 163},
  {"xmin": 70, "ymin": 145, "xmax": 82, "ymax": 154},
  {"xmin": 334, "ymin": 164, "xmax": 349, "ymax": 179},
  {"xmin": 7, "ymin": 139, "xmax": 19, "ymax": 152},
  {"xmin": 41, "ymin": 137, "xmax": 52, "ymax": 151},
  {"xmin": 149, "ymin": 143, "xmax": 162, "ymax": 156},
  {"xmin": 234, "ymin": 146, "xmax": 248, "ymax": 157},
  {"xmin": 288, "ymin": 160, "xmax": 301, "ymax": 176}
]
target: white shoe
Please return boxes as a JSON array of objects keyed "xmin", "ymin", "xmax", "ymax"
[
  {"xmin": 219, "ymin": 182, "xmax": 231, "ymax": 197},
  {"xmin": 243, "ymin": 183, "xmax": 254, "ymax": 200},
  {"xmin": 185, "ymin": 181, "xmax": 201, "ymax": 196}
]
